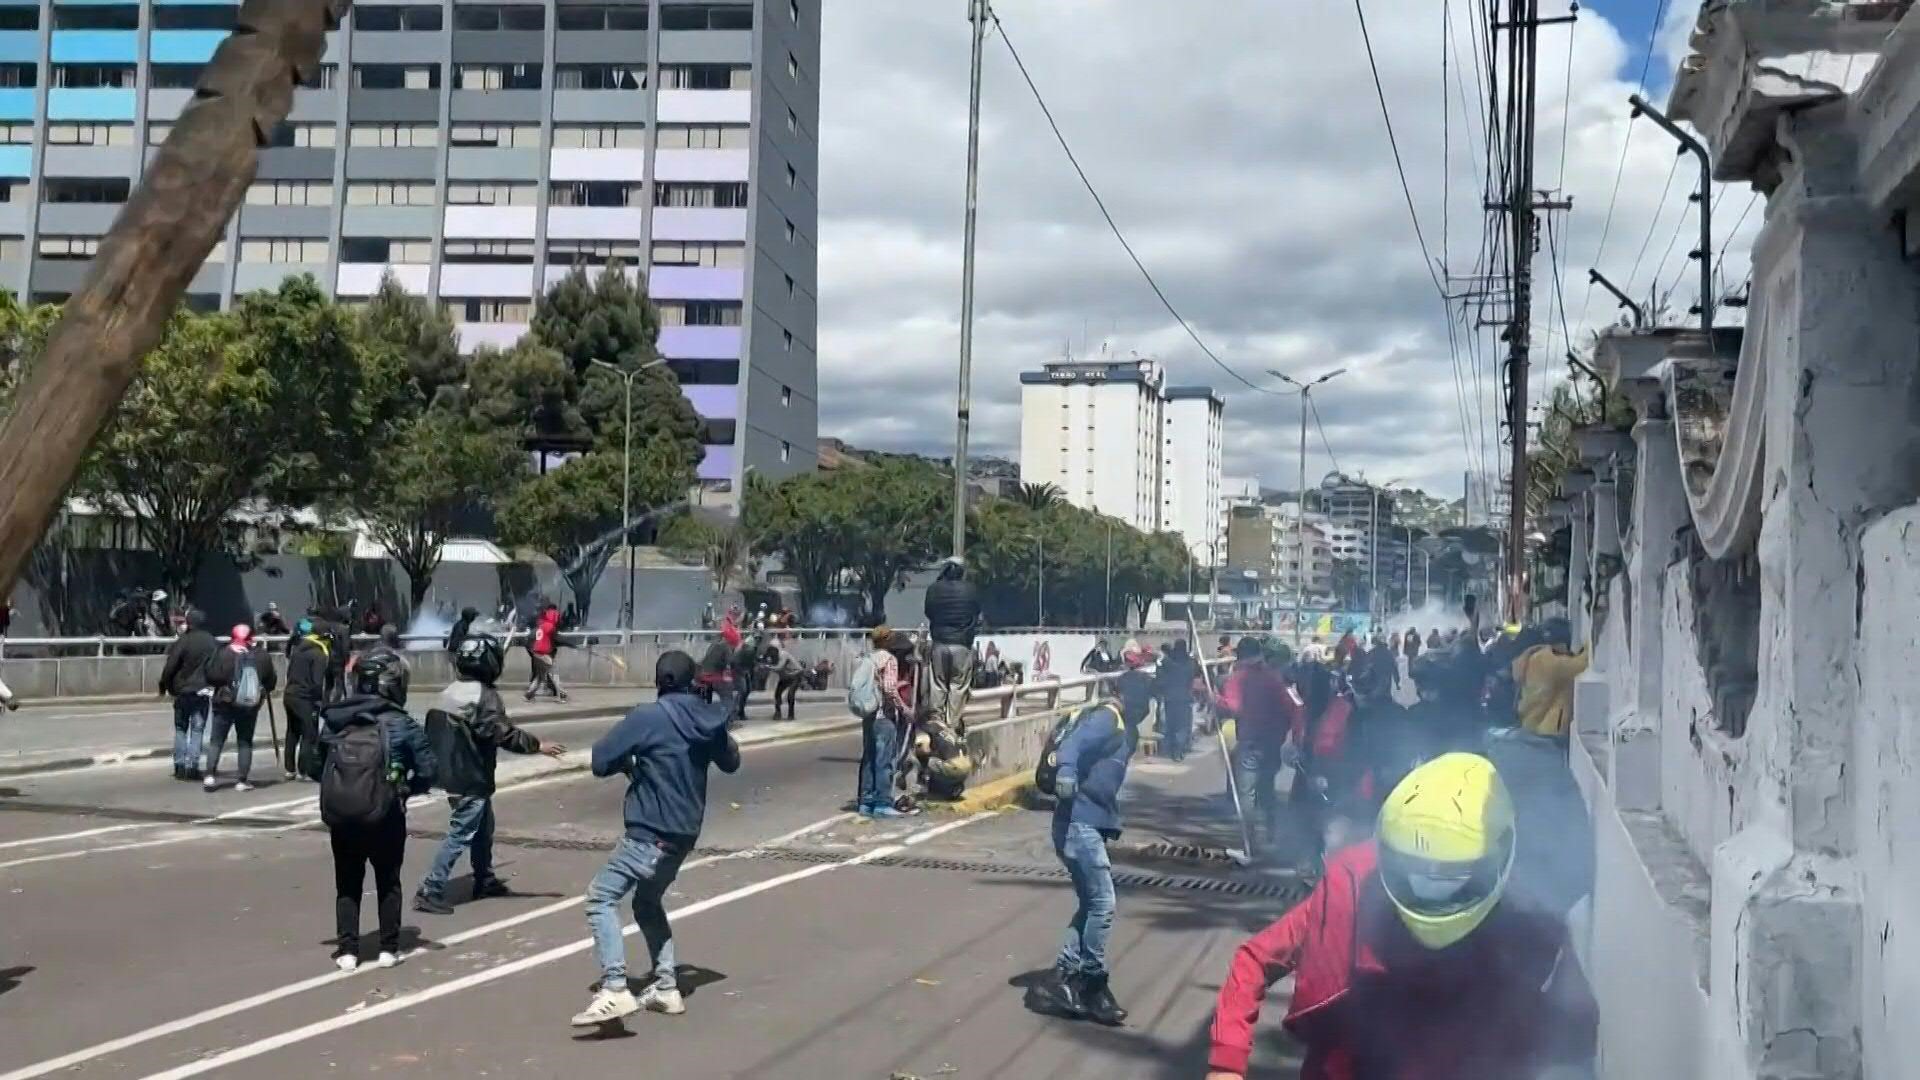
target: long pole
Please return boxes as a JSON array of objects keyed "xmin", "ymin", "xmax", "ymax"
[
  {"xmin": 1104, "ymin": 521, "xmax": 1114, "ymax": 627},
  {"xmin": 620, "ymin": 374, "xmax": 634, "ymax": 630},
  {"xmin": 1368, "ymin": 488, "xmax": 1378, "ymax": 620},
  {"xmin": 1294, "ymin": 390, "xmax": 1309, "ymax": 646},
  {"xmin": 1037, "ymin": 534, "xmax": 1046, "ymax": 626},
  {"xmin": 1404, "ymin": 525, "xmax": 1414, "ymax": 613},
  {"xmin": 952, "ymin": 0, "xmax": 988, "ymax": 559}
]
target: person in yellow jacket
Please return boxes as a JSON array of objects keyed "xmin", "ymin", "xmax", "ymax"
[{"xmin": 1511, "ymin": 620, "xmax": 1588, "ymax": 738}]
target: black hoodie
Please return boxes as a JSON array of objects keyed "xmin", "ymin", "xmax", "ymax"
[
  {"xmin": 591, "ymin": 692, "xmax": 740, "ymax": 849},
  {"xmin": 306, "ymin": 693, "xmax": 437, "ymax": 798},
  {"xmin": 159, "ymin": 626, "xmax": 218, "ymax": 696}
]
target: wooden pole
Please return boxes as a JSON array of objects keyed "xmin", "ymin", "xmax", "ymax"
[{"xmin": 0, "ymin": 1, "xmax": 350, "ymax": 600}]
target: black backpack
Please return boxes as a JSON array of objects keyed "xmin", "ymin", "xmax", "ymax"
[
  {"xmin": 320, "ymin": 721, "xmax": 398, "ymax": 828},
  {"xmin": 1034, "ymin": 702, "xmax": 1117, "ymax": 797}
]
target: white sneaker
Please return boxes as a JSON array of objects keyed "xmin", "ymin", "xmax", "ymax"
[
  {"xmin": 334, "ymin": 954, "xmax": 359, "ymax": 972},
  {"xmin": 234, "ymin": 780, "xmax": 254, "ymax": 793},
  {"xmin": 202, "ymin": 775, "xmax": 218, "ymax": 792},
  {"xmin": 377, "ymin": 951, "xmax": 401, "ymax": 969},
  {"xmin": 639, "ymin": 985, "xmax": 686, "ymax": 1016},
  {"xmin": 570, "ymin": 987, "xmax": 639, "ymax": 1026}
]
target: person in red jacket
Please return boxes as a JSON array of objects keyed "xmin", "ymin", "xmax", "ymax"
[
  {"xmin": 524, "ymin": 602, "xmax": 567, "ymax": 703},
  {"xmin": 1207, "ymin": 752, "xmax": 1597, "ymax": 1080},
  {"xmin": 1211, "ymin": 637, "xmax": 1302, "ymax": 857}
]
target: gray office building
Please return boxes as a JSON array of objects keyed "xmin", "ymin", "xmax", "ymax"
[{"xmin": 0, "ymin": 0, "xmax": 820, "ymax": 493}]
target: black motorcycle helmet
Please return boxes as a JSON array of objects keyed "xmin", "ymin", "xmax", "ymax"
[
  {"xmin": 354, "ymin": 649, "xmax": 408, "ymax": 705},
  {"xmin": 453, "ymin": 633, "xmax": 505, "ymax": 685}
]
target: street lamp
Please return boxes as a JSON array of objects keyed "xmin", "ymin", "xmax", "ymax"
[
  {"xmin": 589, "ymin": 357, "xmax": 670, "ymax": 630},
  {"xmin": 1267, "ymin": 367, "xmax": 1346, "ymax": 645}
]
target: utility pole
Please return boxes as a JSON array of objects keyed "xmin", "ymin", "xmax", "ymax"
[
  {"xmin": 951, "ymin": 0, "xmax": 988, "ymax": 559},
  {"xmin": 1267, "ymin": 368, "xmax": 1346, "ymax": 646}
]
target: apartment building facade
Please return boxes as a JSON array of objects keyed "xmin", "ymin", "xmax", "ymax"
[{"xmin": 0, "ymin": 0, "xmax": 818, "ymax": 494}]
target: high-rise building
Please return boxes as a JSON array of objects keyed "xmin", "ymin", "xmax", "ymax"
[
  {"xmin": 1019, "ymin": 358, "xmax": 1167, "ymax": 533},
  {"xmin": 1161, "ymin": 386, "xmax": 1223, "ymax": 562},
  {"xmin": 0, "ymin": 0, "xmax": 818, "ymax": 496}
]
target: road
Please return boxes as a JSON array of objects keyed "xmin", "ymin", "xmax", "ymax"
[{"xmin": 0, "ymin": 704, "xmax": 1307, "ymax": 1078}]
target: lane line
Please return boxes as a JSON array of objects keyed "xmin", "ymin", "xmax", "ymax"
[
  {"xmin": 0, "ymin": 792, "xmax": 325, "ymax": 851},
  {"xmin": 0, "ymin": 810, "xmax": 857, "ymax": 1080},
  {"xmin": 135, "ymin": 812, "xmax": 989, "ymax": 1080}
]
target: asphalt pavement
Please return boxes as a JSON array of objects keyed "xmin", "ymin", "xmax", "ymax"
[{"xmin": 0, "ymin": 703, "xmax": 1307, "ymax": 1079}]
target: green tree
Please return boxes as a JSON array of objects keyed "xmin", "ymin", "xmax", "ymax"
[
  {"xmin": 354, "ymin": 272, "xmax": 465, "ymax": 423},
  {"xmin": 744, "ymin": 470, "xmax": 852, "ymax": 616},
  {"xmin": 361, "ymin": 411, "xmax": 527, "ymax": 610},
  {"xmin": 0, "ymin": 293, "xmax": 61, "ymax": 410},
  {"xmin": 839, "ymin": 459, "xmax": 949, "ymax": 624},
  {"xmin": 1011, "ymin": 481, "xmax": 1065, "ymax": 510},
  {"xmin": 464, "ymin": 338, "xmax": 583, "ymax": 446},
  {"xmin": 75, "ymin": 280, "xmax": 363, "ymax": 595},
  {"xmin": 659, "ymin": 514, "xmax": 754, "ymax": 600}
]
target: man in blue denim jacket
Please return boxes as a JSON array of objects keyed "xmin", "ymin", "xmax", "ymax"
[
  {"xmin": 572, "ymin": 651, "xmax": 740, "ymax": 1027},
  {"xmin": 1031, "ymin": 648, "xmax": 1150, "ymax": 1027}
]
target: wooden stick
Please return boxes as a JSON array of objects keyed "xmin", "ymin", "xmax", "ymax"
[{"xmin": 0, "ymin": 1, "xmax": 351, "ymax": 599}]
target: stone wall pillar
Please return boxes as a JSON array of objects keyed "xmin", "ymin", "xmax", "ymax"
[{"xmin": 1567, "ymin": 491, "xmax": 1589, "ymax": 649}]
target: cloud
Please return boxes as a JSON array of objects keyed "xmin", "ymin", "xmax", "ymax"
[{"xmin": 814, "ymin": 0, "xmax": 1763, "ymax": 501}]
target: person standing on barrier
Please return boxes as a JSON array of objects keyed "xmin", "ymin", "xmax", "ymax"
[
  {"xmin": 923, "ymin": 556, "xmax": 981, "ymax": 728},
  {"xmin": 284, "ymin": 618, "xmax": 329, "ymax": 780},
  {"xmin": 159, "ymin": 608, "xmax": 218, "ymax": 782},
  {"xmin": 414, "ymin": 634, "xmax": 565, "ymax": 914},
  {"xmin": 573, "ymin": 651, "xmax": 739, "ymax": 1027},
  {"xmin": 202, "ymin": 624, "xmax": 277, "ymax": 792}
]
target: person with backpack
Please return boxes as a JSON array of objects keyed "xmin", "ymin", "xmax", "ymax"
[
  {"xmin": 1029, "ymin": 693, "xmax": 1138, "ymax": 1027},
  {"xmin": 305, "ymin": 650, "xmax": 435, "ymax": 972},
  {"xmin": 158, "ymin": 608, "xmax": 219, "ymax": 782},
  {"xmin": 414, "ymin": 634, "xmax": 565, "ymax": 914},
  {"xmin": 202, "ymin": 624, "xmax": 278, "ymax": 792},
  {"xmin": 850, "ymin": 626, "xmax": 907, "ymax": 818},
  {"xmin": 572, "ymin": 651, "xmax": 739, "ymax": 1027},
  {"xmin": 283, "ymin": 618, "xmax": 330, "ymax": 781}
]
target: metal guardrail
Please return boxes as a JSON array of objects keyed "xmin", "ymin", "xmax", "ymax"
[
  {"xmin": 966, "ymin": 656, "xmax": 1232, "ymax": 725},
  {"xmin": 0, "ymin": 627, "xmax": 880, "ymax": 659}
]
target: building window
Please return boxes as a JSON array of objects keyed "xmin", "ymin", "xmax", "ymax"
[
  {"xmin": 784, "ymin": 274, "xmax": 795, "ymax": 299},
  {"xmin": 455, "ymin": 63, "xmax": 542, "ymax": 91},
  {"xmin": 666, "ymin": 359, "xmax": 739, "ymax": 385},
  {"xmin": 555, "ymin": 64, "xmax": 646, "ymax": 91},
  {"xmin": 45, "ymin": 123, "xmax": 135, "ymax": 147},
  {"xmin": 790, "ymin": 0, "xmax": 801, "ymax": 21},
  {"xmin": 0, "ymin": 8, "xmax": 36, "ymax": 30},
  {"xmin": 346, "ymin": 181, "xmax": 437, "ymax": 206},
  {"xmin": 655, "ymin": 124, "xmax": 749, "ymax": 150},
  {"xmin": 784, "ymin": 163, "xmax": 796, "ymax": 188},
  {"xmin": 442, "ymin": 238, "xmax": 535, "ymax": 264},
  {"xmin": 239, "ymin": 238, "xmax": 330, "ymax": 264},
  {"xmin": 267, "ymin": 122, "xmax": 338, "ymax": 148},
  {"xmin": 650, "ymin": 241, "xmax": 744, "ymax": 268},
  {"xmin": 653, "ymin": 182, "xmax": 749, "ymax": 209},
  {"xmin": 37, "ymin": 235, "xmax": 101, "ymax": 260},
  {"xmin": 660, "ymin": 4, "xmax": 753, "ymax": 30},
  {"xmin": 450, "ymin": 123, "xmax": 541, "ymax": 148},
  {"xmin": 148, "ymin": 64, "xmax": 207, "ymax": 90},
  {"xmin": 299, "ymin": 64, "xmax": 339, "ymax": 90},
  {"xmin": 699, "ymin": 419, "xmax": 736, "ymax": 445},
  {"xmin": 0, "ymin": 123, "xmax": 30, "ymax": 146},
  {"xmin": 547, "ymin": 239, "xmax": 644, "ymax": 265},
  {"xmin": 551, "ymin": 124, "xmax": 646, "ymax": 149},
  {"xmin": 244, "ymin": 180, "xmax": 333, "ymax": 207},
  {"xmin": 341, "ymin": 237, "xmax": 433, "ymax": 263},
  {"xmin": 781, "ymin": 385, "xmax": 792, "ymax": 406},
  {"xmin": 444, "ymin": 298, "xmax": 534, "ymax": 324},
  {"xmin": 453, "ymin": 4, "xmax": 546, "ymax": 31},
  {"xmin": 781, "ymin": 441, "xmax": 791, "ymax": 463},
  {"xmin": 0, "ymin": 65, "xmax": 32, "ymax": 89},
  {"xmin": 348, "ymin": 123, "xmax": 439, "ymax": 148},
  {"xmin": 786, "ymin": 108, "xmax": 798, "ymax": 135},
  {"xmin": 657, "ymin": 300, "xmax": 742, "ymax": 327},
  {"xmin": 53, "ymin": 65, "xmax": 136, "ymax": 90},
  {"xmin": 549, "ymin": 181, "xmax": 644, "ymax": 208},
  {"xmin": 52, "ymin": 5, "xmax": 137, "ymax": 30},
  {"xmin": 782, "ymin": 329, "xmax": 792, "ymax": 352},
  {"xmin": 557, "ymin": 5, "xmax": 649, "ymax": 31},
  {"xmin": 787, "ymin": 52, "xmax": 799, "ymax": 80},
  {"xmin": 659, "ymin": 64, "xmax": 751, "ymax": 91},
  {"xmin": 146, "ymin": 123, "xmax": 173, "ymax": 146},
  {"xmin": 445, "ymin": 181, "xmax": 537, "ymax": 206},
  {"xmin": 353, "ymin": 4, "xmax": 444, "ymax": 32},
  {"xmin": 355, "ymin": 64, "xmax": 441, "ymax": 91},
  {"xmin": 42, "ymin": 178, "xmax": 130, "ymax": 204}
]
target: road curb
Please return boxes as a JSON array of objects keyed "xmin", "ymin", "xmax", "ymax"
[{"xmin": 928, "ymin": 769, "xmax": 1040, "ymax": 815}]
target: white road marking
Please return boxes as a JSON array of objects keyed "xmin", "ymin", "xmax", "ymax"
[
  {"xmin": 134, "ymin": 813, "xmax": 989, "ymax": 1080},
  {"xmin": 0, "ymin": 792, "xmax": 325, "ymax": 851},
  {"xmin": 0, "ymin": 809, "xmax": 858, "ymax": 1080}
]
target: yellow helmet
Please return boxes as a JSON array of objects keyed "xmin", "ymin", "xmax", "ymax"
[{"xmin": 1376, "ymin": 752, "xmax": 1516, "ymax": 950}]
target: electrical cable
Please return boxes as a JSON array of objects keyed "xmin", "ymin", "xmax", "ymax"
[
  {"xmin": 1578, "ymin": 0, "xmax": 1674, "ymax": 329},
  {"xmin": 1348, "ymin": 0, "xmax": 1450, "ymax": 300},
  {"xmin": 1308, "ymin": 395, "xmax": 1343, "ymax": 476},
  {"xmin": 1623, "ymin": 154, "xmax": 1681, "ymax": 297}
]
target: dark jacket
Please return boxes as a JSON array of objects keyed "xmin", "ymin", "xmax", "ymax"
[
  {"xmin": 924, "ymin": 577, "xmax": 983, "ymax": 647},
  {"xmin": 1114, "ymin": 668, "xmax": 1156, "ymax": 728},
  {"xmin": 591, "ymin": 692, "xmax": 740, "ymax": 850},
  {"xmin": 204, "ymin": 643, "xmax": 279, "ymax": 709},
  {"xmin": 1053, "ymin": 702, "xmax": 1134, "ymax": 836},
  {"xmin": 356, "ymin": 643, "xmax": 413, "ymax": 706},
  {"xmin": 306, "ymin": 693, "xmax": 436, "ymax": 799},
  {"xmin": 427, "ymin": 680, "xmax": 540, "ymax": 797},
  {"xmin": 158, "ymin": 628, "xmax": 219, "ymax": 697},
  {"xmin": 285, "ymin": 634, "xmax": 329, "ymax": 705},
  {"xmin": 325, "ymin": 620, "xmax": 351, "ymax": 676},
  {"xmin": 445, "ymin": 609, "xmax": 479, "ymax": 654},
  {"xmin": 1154, "ymin": 652, "xmax": 1199, "ymax": 707}
]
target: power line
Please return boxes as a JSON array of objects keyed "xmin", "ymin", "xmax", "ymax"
[
  {"xmin": 1716, "ymin": 189, "xmax": 1761, "ymax": 266},
  {"xmin": 1307, "ymin": 395, "xmax": 1343, "ymax": 476},
  {"xmin": 1577, "ymin": 0, "xmax": 1674, "ymax": 329},
  {"xmin": 983, "ymin": 9, "xmax": 1288, "ymax": 398},
  {"xmin": 1623, "ymin": 154, "xmax": 1681, "ymax": 296},
  {"xmin": 1350, "ymin": 0, "xmax": 1448, "ymax": 301}
]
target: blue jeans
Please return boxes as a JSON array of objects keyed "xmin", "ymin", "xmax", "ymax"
[
  {"xmin": 172, "ymin": 693, "xmax": 210, "ymax": 769},
  {"xmin": 586, "ymin": 835, "xmax": 684, "ymax": 993},
  {"xmin": 858, "ymin": 711, "xmax": 899, "ymax": 811},
  {"xmin": 418, "ymin": 796, "xmax": 496, "ymax": 899},
  {"xmin": 1053, "ymin": 819, "xmax": 1116, "ymax": 977}
]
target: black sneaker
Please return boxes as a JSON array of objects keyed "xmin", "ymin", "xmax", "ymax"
[
  {"xmin": 173, "ymin": 765, "xmax": 186, "ymax": 781},
  {"xmin": 472, "ymin": 877, "xmax": 512, "ymax": 899},
  {"xmin": 1076, "ymin": 974, "xmax": 1128, "ymax": 1027},
  {"xmin": 411, "ymin": 893, "xmax": 455, "ymax": 915},
  {"xmin": 1028, "ymin": 968, "xmax": 1085, "ymax": 1018}
]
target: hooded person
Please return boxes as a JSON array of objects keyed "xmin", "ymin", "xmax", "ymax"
[
  {"xmin": 283, "ymin": 617, "xmax": 331, "ymax": 780},
  {"xmin": 923, "ymin": 556, "xmax": 982, "ymax": 725},
  {"xmin": 306, "ymin": 650, "xmax": 436, "ymax": 972},
  {"xmin": 257, "ymin": 602, "xmax": 290, "ymax": 638},
  {"xmin": 1153, "ymin": 639, "xmax": 1200, "ymax": 761},
  {"xmin": 1113, "ymin": 643, "xmax": 1157, "ymax": 735},
  {"xmin": 524, "ymin": 602, "xmax": 567, "ymax": 703},
  {"xmin": 573, "ymin": 651, "xmax": 741, "ymax": 1027},
  {"xmin": 1207, "ymin": 753, "xmax": 1597, "ymax": 1080},
  {"xmin": 1212, "ymin": 637, "xmax": 1303, "ymax": 856},
  {"xmin": 158, "ymin": 608, "xmax": 220, "ymax": 781},
  {"xmin": 444, "ymin": 606, "xmax": 481, "ymax": 655},
  {"xmin": 358, "ymin": 623, "xmax": 412, "ymax": 706},
  {"xmin": 201, "ymin": 623, "xmax": 278, "ymax": 792}
]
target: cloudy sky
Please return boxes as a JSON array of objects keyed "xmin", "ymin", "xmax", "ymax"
[{"xmin": 811, "ymin": 0, "xmax": 1756, "ymax": 503}]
